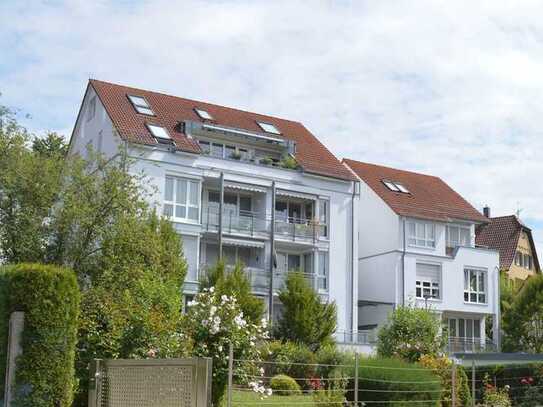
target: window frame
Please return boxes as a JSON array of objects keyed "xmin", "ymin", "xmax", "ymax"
[
  {"xmin": 147, "ymin": 123, "xmax": 171, "ymax": 140},
  {"xmin": 128, "ymin": 94, "xmax": 155, "ymax": 116},
  {"xmin": 464, "ymin": 268, "xmax": 487, "ymax": 304},
  {"xmin": 87, "ymin": 96, "xmax": 96, "ymax": 122},
  {"xmin": 407, "ymin": 221, "xmax": 436, "ymax": 248},
  {"xmin": 415, "ymin": 279, "xmax": 440, "ymax": 300},
  {"xmin": 446, "ymin": 225, "xmax": 472, "ymax": 249},
  {"xmin": 163, "ymin": 176, "xmax": 201, "ymax": 224},
  {"xmin": 317, "ymin": 251, "xmax": 329, "ymax": 293},
  {"xmin": 194, "ymin": 108, "xmax": 213, "ymax": 120},
  {"xmin": 256, "ymin": 121, "xmax": 281, "ymax": 135}
]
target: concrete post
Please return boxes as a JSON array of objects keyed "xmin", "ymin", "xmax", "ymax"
[{"xmin": 4, "ymin": 312, "xmax": 24, "ymax": 407}]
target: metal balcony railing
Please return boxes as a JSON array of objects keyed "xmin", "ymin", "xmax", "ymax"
[
  {"xmin": 446, "ymin": 336, "xmax": 497, "ymax": 354},
  {"xmin": 274, "ymin": 217, "xmax": 327, "ymax": 241}
]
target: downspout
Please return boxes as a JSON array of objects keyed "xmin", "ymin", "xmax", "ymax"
[
  {"xmin": 218, "ymin": 172, "xmax": 224, "ymax": 260},
  {"xmin": 350, "ymin": 181, "xmax": 356, "ymax": 333},
  {"xmin": 495, "ymin": 266, "xmax": 501, "ymax": 351},
  {"xmin": 401, "ymin": 218, "xmax": 406, "ymax": 306},
  {"xmin": 268, "ymin": 181, "xmax": 276, "ymax": 323}
]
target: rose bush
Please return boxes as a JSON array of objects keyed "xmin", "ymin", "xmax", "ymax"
[{"xmin": 183, "ymin": 287, "xmax": 270, "ymax": 405}]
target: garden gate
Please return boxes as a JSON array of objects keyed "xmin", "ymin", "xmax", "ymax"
[{"xmin": 88, "ymin": 358, "xmax": 212, "ymax": 407}]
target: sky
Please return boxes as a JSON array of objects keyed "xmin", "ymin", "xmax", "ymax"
[{"xmin": 1, "ymin": 0, "xmax": 543, "ymax": 255}]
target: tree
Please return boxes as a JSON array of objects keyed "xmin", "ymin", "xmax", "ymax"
[
  {"xmin": 503, "ymin": 274, "xmax": 543, "ymax": 353},
  {"xmin": 275, "ymin": 272, "xmax": 337, "ymax": 351},
  {"xmin": 377, "ymin": 304, "xmax": 446, "ymax": 363},
  {"xmin": 200, "ymin": 261, "xmax": 265, "ymax": 325},
  {"xmin": 32, "ymin": 132, "xmax": 68, "ymax": 157},
  {"xmin": 0, "ymin": 105, "xmax": 64, "ymax": 263}
]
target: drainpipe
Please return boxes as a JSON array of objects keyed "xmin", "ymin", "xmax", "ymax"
[
  {"xmin": 350, "ymin": 181, "xmax": 356, "ymax": 333},
  {"xmin": 268, "ymin": 181, "xmax": 276, "ymax": 323},
  {"xmin": 401, "ymin": 218, "xmax": 407, "ymax": 306},
  {"xmin": 495, "ymin": 266, "xmax": 501, "ymax": 351},
  {"xmin": 218, "ymin": 172, "xmax": 224, "ymax": 260}
]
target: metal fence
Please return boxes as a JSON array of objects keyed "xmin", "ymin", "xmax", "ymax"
[{"xmin": 88, "ymin": 358, "xmax": 212, "ymax": 407}]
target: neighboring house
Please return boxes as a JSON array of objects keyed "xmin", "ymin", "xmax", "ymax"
[
  {"xmin": 68, "ymin": 79, "xmax": 360, "ymax": 342},
  {"xmin": 476, "ymin": 210, "xmax": 540, "ymax": 281},
  {"xmin": 343, "ymin": 159, "xmax": 500, "ymax": 352}
]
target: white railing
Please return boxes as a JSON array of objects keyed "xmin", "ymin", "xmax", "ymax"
[
  {"xmin": 447, "ymin": 336, "xmax": 497, "ymax": 353},
  {"xmin": 336, "ymin": 330, "xmax": 377, "ymax": 345}
]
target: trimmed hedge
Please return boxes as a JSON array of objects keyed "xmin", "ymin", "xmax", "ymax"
[
  {"xmin": 270, "ymin": 374, "xmax": 302, "ymax": 395},
  {"xmin": 0, "ymin": 263, "xmax": 80, "ymax": 406},
  {"xmin": 347, "ymin": 358, "xmax": 442, "ymax": 407}
]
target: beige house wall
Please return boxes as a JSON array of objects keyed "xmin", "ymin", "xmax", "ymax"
[{"xmin": 507, "ymin": 230, "xmax": 537, "ymax": 280}]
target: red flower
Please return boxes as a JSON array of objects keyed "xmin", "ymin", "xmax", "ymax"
[{"xmin": 309, "ymin": 377, "xmax": 321, "ymax": 390}]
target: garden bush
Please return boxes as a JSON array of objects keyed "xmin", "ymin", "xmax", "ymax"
[
  {"xmin": 0, "ymin": 263, "xmax": 80, "ymax": 407},
  {"xmin": 270, "ymin": 374, "xmax": 301, "ymax": 395},
  {"xmin": 419, "ymin": 355, "xmax": 471, "ymax": 406},
  {"xmin": 346, "ymin": 357, "xmax": 442, "ymax": 407},
  {"xmin": 262, "ymin": 340, "xmax": 316, "ymax": 388},
  {"xmin": 315, "ymin": 344, "xmax": 351, "ymax": 379}
]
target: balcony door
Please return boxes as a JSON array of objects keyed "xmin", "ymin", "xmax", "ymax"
[{"xmin": 447, "ymin": 317, "xmax": 481, "ymax": 352}]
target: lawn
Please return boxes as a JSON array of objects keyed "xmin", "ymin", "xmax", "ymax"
[{"xmin": 230, "ymin": 390, "xmax": 315, "ymax": 406}]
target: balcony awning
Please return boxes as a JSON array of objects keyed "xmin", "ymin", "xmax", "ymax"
[
  {"xmin": 222, "ymin": 238, "xmax": 265, "ymax": 249},
  {"xmin": 224, "ymin": 181, "xmax": 267, "ymax": 194},
  {"xmin": 276, "ymin": 189, "xmax": 316, "ymax": 201}
]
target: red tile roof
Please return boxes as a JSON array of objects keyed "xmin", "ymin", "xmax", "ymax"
[
  {"xmin": 343, "ymin": 159, "xmax": 488, "ymax": 223},
  {"xmin": 476, "ymin": 215, "xmax": 540, "ymax": 271},
  {"xmin": 88, "ymin": 79, "xmax": 355, "ymax": 181}
]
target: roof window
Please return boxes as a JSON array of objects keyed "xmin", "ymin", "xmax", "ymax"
[
  {"xmin": 194, "ymin": 108, "xmax": 213, "ymax": 120},
  {"xmin": 257, "ymin": 121, "xmax": 281, "ymax": 135},
  {"xmin": 383, "ymin": 180, "xmax": 410, "ymax": 194},
  {"xmin": 147, "ymin": 123, "xmax": 171, "ymax": 141},
  {"xmin": 128, "ymin": 95, "xmax": 154, "ymax": 115}
]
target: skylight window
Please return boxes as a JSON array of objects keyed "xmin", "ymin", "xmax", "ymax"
[
  {"xmin": 257, "ymin": 121, "xmax": 281, "ymax": 135},
  {"xmin": 128, "ymin": 95, "xmax": 154, "ymax": 115},
  {"xmin": 147, "ymin": 123, "xmax": 171, "ymax": 140},
  {"xmin": 383, "ymin": 180, "xmax": 410, "ymax": 194},
  {"xmin": 194, "ymin": 108, "xmax": 213, "ymax": 120}
]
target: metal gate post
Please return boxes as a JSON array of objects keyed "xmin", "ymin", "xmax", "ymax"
[
  {"xmin": 471, "ymin": 360, "xmax": 476, "ymax": 407},
  {"xmin": 451, "ymin": 362, "xmax": 457, "ymax": 407},
  {"xmin": 354, "ymin": 352, "xmax": 359, "ymax": 406},
  {"xmin": 88, "ymin": 359, "xmax": 102, "ymax": 407},
  {"xmin": 227, "ymin": 343, "xmax": 234, "ymax": 407}
]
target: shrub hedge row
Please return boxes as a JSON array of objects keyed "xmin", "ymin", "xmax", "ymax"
[
  {"xmin": 0, "ymin": 263, "xmax": 80, "ymax": 407},
  {"xmin": 347, "ymin": 357, "xmax": 442, "ymax": 407}
]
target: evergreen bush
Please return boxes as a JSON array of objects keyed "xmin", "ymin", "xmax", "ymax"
[
  {"xmin": 346, "ymin": 357, "xmax": 442, "ymax": 407},
  {"xmin": 270, "ymin": 375, "xmax": 301, "ymax": 395},
  {"xmin": 0, "ymin": 263, "xmax": 80, "ymax": 407}
]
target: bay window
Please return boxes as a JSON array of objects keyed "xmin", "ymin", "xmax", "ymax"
[
  {"xmin": 464, "ymin": 268, "xmax": 486, "ymax": 304},
  {"xmin": 164, "ymin": 176, "xmax": 200, "ymax": 222},
  {"xmin": 447, "ymin": 225, "xmax": 471, "ymax": 249},
  {"xmin": 407, "ymin": 221, "xmax": 435, "ymax": 248}
]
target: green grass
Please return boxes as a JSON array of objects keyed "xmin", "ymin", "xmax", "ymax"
[{"xmin": 230, "ymin": 390, "xmax": 315, "ymax": 406}]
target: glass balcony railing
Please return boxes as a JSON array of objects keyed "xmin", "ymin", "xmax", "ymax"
[
  {"xmin": 446, "ymin": 336, "xmax": 497, "ymax": 353},
  {"xmin": 202, "ymin": 207, "xmax": 328, "ymax": 242}
]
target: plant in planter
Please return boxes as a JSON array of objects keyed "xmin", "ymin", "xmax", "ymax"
[
  {"xmin": 259, "ymin": 156, "xmax": 273, "ymax": 165},
  {"xmin": 279, "ymin": 155, "xmax": 298, "ymax": 170},
  {"xmin": 230, "ymin": 150, "xmax": 242, "ymax": 160}
]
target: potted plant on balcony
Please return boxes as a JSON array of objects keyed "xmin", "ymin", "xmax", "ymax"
[
  {"xmin": 259, "ymin": 156, "xmax": 273, "ymax": 166},
  {"xmin": 230, "ymin": 150, "xmax": 242, "ymax": 160},
  {"xmin": 279, "ymin": 155, "xmax": 299, "ymax": 170}
]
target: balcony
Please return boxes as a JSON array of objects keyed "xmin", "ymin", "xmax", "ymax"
[
  {"xmin": 202, "ymin": 206, "xmax": 327, "ymax": 243},
  {"xmin": 202, "ymin": 206, "xmax": 270, "ymax": 237},
  {"xmin": 446, "ymin": 336, "xmax": 497, "ymax": 354},
  {"xmin": 336, "ymin": 330, "xmax": 377, "ymax": 345}
]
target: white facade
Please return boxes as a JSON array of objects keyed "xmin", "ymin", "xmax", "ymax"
[
  {"xmin": 354, "ymin": 174, "xmax": 500, "ymax": 352},
  {"xmin": 69, "ymin": 86, "xmax": 359, "ymax": 336}
]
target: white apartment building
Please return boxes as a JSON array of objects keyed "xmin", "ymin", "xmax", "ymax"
[
  {"xmin": 343, "ymin": 159, "xmax": 500, "ymax": 353},
  {"xmin": 68, "ymin": 80, "xmax": 360, "ymax": 339}
]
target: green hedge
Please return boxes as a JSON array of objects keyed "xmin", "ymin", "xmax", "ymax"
[
  {"xmin": 270, "ymin": 374, "xmax": 302, "ymax": 395},
  {"xmin": 0, "ymin": 263, "xmax": 80, "ymax": 406},
  {"xmin": 347, "ymin": 358, "xmax": 442, "ymax": 407}
]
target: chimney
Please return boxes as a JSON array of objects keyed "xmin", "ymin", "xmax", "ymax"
[{"xmin": 483, "ymin": 206, "xmax": 491, "ymax": 218}]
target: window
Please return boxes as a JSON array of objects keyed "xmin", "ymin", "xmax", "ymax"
[
  {"xmin": 318, "ymin": 252, "xmax": 328, "ymax": 291},
  {"xmin": 515, "ymin": 251, "xmax": 523, "ymax": 267},
  {"xmin": 415, "ymin": 263, "xmax": 441, "ymax": 299},
  {"xmin": 318, "ymin": 199, "xmax": 329, "ymax": 238},
  {"xmin": 524, "ymin": 254, "xmax": 532, "ymax": 270},
  {"xmin": 163, "ymin": 176, "xmax": 200, "ymax": 222},
  {"xmin": 128, "ymin": 95, "xmax": 154, "ymax": 115},
  {"xmin": 407, "ymin": 221, "xmax": 435, "ymax": 248},
  {"xmin": 464, "ymin": 268, "xmax": 486, "ymax": 304},
  {"xmin": 87, "ymin": 96, "xmax": 96, "ymax": 122},
  {"xmin": 147, "ymin": 123, "xmax": 171, "ymax": 140},
  {"xmin": 257, "ymin": 121, "xmax": 281, "ymax": 135},
  {"xmin": 194, "ymin": 108, "xmax": 213, "ymax": 120},
  {"xmin": 382, "ymin": 180, "xmax": 410, "ymax": 194},
  {"xmin": 447, "ymin": 225, "xmax": 471, "ymax": 249},
  {"xmin": 198, "ymin": 140, "xmax": 210, "ymax": 154}
]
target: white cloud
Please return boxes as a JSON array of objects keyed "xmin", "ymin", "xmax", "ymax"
[{"xmin": 1, "ymin": 0, "xmax": 543, "ymax": 253}]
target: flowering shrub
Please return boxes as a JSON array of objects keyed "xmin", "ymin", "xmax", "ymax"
[
  {"xmin": 312, "ymin": 368, "xmax": 348, "ymax": 407},
  {"xmin": 482, "ymin": 374, "xmax": 511, "ymax": 407},
  {"xmin": 183, "ymin": 287, "xmax": 270, "ymax": 405},
  {"xmin": 377, "ymin": 304, "xmax": 446, "ymax": 363},
  {"xmin": 419, "ymin": 355, "xmax": 471, "ymax": 406}
]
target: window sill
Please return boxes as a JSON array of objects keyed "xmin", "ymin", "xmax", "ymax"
[
  {"xmin": 408, "ymin": 244, "xmax": 436, "ymax": 250},
  {"xmin": 463, "ymin": 301, "xmax": 488, "ymax": 306},
  {"xmin": 167, "ymin": 218, "xmax": 201, "ymax": 226}
]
